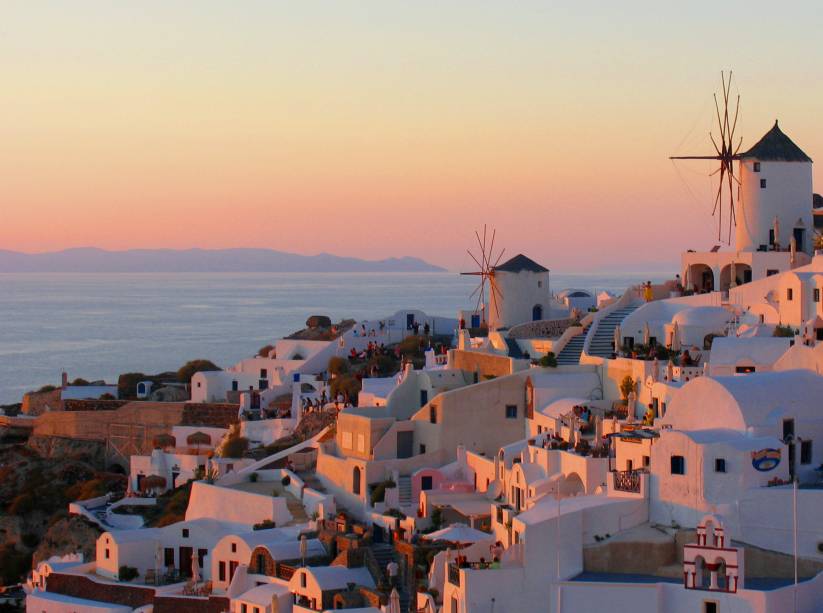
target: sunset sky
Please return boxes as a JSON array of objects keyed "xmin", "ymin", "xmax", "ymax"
[{"xmin": 2, "ymin": 1, "xmax": 823, "ymax": 271}]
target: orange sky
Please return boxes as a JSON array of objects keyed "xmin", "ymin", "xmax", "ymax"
[{"xmin": 2, "ymin": 2, "xmax": 823, "ymax": 271}]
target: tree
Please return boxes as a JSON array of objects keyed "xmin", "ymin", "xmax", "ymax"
[
  {"xmin": 177, "ymin": 359, "xmax": 220, "ymax": 383},
  {"xmin": 328, "ymin": 356, "xmax": 349, "ymax": 376},
  {"xmin": 619, "ymin": 375, "xmax": 635, "ymax": 400},
  {"xmin": 258, "ymin": 344, "xmax": 275, "ymax": 358}
]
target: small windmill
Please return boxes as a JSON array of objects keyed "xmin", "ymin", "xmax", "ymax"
[
  {"xmin": 461, "ymin": 225, "xmax": 506, "ymax": 326},
  {"xmin": 670, "ymin": 71, "xmax": 743, "ymax": 244}
]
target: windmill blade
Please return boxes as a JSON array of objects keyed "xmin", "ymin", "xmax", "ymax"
[
  {"xmin": 489, "ymin": 279, "xmax": 503, "ymax": 317},
  {"xmin": 467, "ymin": 249, "xmax": 483, "ymax": 270},
  {"xmin": 493, "ymin": 247, "xmax": 506, "ymax": 268}
]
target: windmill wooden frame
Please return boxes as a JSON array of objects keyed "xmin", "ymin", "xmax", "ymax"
[
  {"xmin": 461, "ymin": 225, "xmax": 505, "ymax": 326},
  {"xmin": 671, "ymin": 71, "xmax": 743, "ymax": 244}
]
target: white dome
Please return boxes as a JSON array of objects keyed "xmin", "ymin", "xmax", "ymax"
[{"xmin": 672, "ymin": 306, "xmax": 731, "ymax": 328}]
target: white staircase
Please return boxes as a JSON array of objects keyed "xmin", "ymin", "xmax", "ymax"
[
  {"xmin": 556, "ymin": 328, "xmax": 588, "ymax": 365},
  {"xmin": 587, "ymin": 304, "xmax": 640, "ymax": 358},
  {"xmin": 397, "ymin": 476, "xmax": 412, "ymax": 506}
]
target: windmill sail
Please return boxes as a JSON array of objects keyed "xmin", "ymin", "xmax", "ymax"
[{"xmin": 670, "ymin": 71, "xmax": 743, "ymax": 244}]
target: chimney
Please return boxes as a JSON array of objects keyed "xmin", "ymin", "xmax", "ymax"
[{"xmin": 61, "ymin": 372, "xmax": 68, "ymax": 388}]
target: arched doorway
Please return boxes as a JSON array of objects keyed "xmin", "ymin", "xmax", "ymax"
[
  {"xmin": 719, "ymin": 263, "xmax": 753, "ymax": 291},
  {"xmin": 687, "ymin": 264, "xmax": 714, "ymax": 293},
  {"xmin": 532, "ymin": 304, "xmax": 543, "ymax": 321},
  {"xmin": 352, "ymin": 467, "xmax": 362, "ymax": 496}
]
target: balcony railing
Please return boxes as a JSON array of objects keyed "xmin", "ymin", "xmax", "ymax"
[{"xmin": 612, "ymin": 470, "xmax": 641, "ymax": 493}]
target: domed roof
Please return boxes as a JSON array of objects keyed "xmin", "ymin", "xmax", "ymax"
[{"xmin": 672, "ymin": 306, "xmax": 731, "ymax": 328}]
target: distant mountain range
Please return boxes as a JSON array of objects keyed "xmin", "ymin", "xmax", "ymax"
[{"xmin": 0, "ymin": 248, "xmax": 446, "ymax": 273}]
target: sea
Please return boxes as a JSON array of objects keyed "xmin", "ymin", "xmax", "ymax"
[{"xmin": 0, "ymin": 272, "xmax": 670, "ymax": 404}]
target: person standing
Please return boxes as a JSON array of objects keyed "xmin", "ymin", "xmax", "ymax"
[{"xmin": 386, "ymin": 559, "xmax": 399, "ymax": 588}]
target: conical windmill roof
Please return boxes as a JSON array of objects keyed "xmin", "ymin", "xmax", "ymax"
[
  {"xmin": 493, "ymin": 254, "xmax": 549, "ymax": 273},
  {"xmin": 741, "ymin": 121, "xmax": 812, "ymax": 162}
]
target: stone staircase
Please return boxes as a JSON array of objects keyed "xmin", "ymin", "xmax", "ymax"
[
  {"xmin": 397, "ymin": 476, "xmax": 412, "ymax": 507},
  {"xmin": 285, "ymin": 495, "xmax": 309, "ymax": 524},
  {"xmin": 370, "ymin": 543, "xmax": 411, "ymax": 613},
  {"xmin": 587, "ymin": 304, "xmax": 641, "ymax": 358},
  {"xmin": 555, "ymin": 328, "xmax": 588, "ymax": 365}
]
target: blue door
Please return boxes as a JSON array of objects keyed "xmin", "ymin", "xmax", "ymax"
[
  {"xmin": 471, "ymin": 314, "xmax": 481, "ymax": 328},
  {"xmin": 532, "ymin": 305, "xmax": 543, "ymax": 321}
]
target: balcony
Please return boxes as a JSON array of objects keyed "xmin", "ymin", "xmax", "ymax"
[{"xmin": 612, "ymin": 470, "xmax": 641, "ymax": 493}]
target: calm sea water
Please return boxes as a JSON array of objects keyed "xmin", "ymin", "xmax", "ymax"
[{"xmin": 0, "ymin": 272, "xmax": 668, "ymax": 404}]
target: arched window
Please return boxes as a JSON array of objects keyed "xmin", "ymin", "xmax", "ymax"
[
  {"xmin": 352, "ymin": 467, "xmax": 362, "ymax": 496},
  {"xmin": 532, "ymin": 305, "xmax": 543, "ymax": 321}
]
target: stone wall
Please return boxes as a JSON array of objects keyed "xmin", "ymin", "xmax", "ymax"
[
  {"xmin": 180, "ymin": 403, "xmax": 239, "ymax": 428},
  {"xmin": 21, "ymin": 388, "xmax": 62, "ymax": 416},
  {"xmin": 508, "ymin": 318, "xmax": 574, "ymax": 340},
  {"xmin": 64, "ymin": 399, "xmax": 129, "ymax": 412}
]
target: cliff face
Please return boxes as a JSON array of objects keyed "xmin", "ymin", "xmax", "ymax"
[
  {"xmin": 33, "ymin": 516, "xmax": 101, "ymax": 566},
  {"xmin": 0, "ymin": 436, "xmax": 121, "ymax": 585},
  {"xmin": 26, "ymin": 435, "xmax": 106, "ymax": 465}
]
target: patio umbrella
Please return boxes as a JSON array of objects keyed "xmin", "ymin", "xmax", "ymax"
[
  {"xmin": 187, "ymin": 431, "xmax": 210, "ymax": 453},
  {"xmin": 651, "ymin": 358, "xmax": 660, "ymax": 383},
  {"xmin": 389, "ymin": 588, "xmax": 401, "ymax": 613},
  {"xmin": 613, "ymin": 324, "xmax": 622, "ymax": 354},
  {"xmin": 666, "ymin": 360, "xmax": 675, "ymax": 382},
  {"xmin": 155, "ymin": 543, "xmax": 163, "ymax": 583},
  {"xmin": 423, "ymin": 524, "xmax": 492, "ymax": 546},
  {"xmin": 643, "ymin": 322, "xmax": 651, "ymax": 346},
  {"xmin": 300, "ymin": 534, "xmax": 307, "ymax": 567},
  {"xmin": 791, "ymin": 236, "xmax": 797, "ymax": 264},
  {"xmin": 773, "ymin": 216, "xmax": 780, "ymax": 249},
  {"xmin": 152, "ymin": 433, "xmax": 176, "ymax": 449},
  {"xmin": 671, "ymin": 321, "xmax": 681, "ymax": 352},
  {"xmin": 191, "ymin": 553, "xmax": 201, "ymax": 584}
]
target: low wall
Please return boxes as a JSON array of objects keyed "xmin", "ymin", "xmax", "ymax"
[
  {"xmin": 508, "ymin": 318, "xmax": 574, "ymax": 340},
  {"xmin": 185, "ymin": 481, "xmax": 291, "ymax": 526}
]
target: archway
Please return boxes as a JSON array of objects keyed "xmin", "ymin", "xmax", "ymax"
[
  {"xmin": 694, "ymin": 555, "xmax": 708, "ymax": 588},
  {"xmin": 559, "ymin": 472, "xmax": 585, "ymax": 497},
  {"xmin": 719, "ymin": 264, "xmax": 753, "ymax": 291},
  {"xmin": 352, "ymin": 467, "xmax": 362, "ymax": 496},
  {"xmin": 532, "ymin": 304, "xmax": 543, "ymax": 321},
  {"xmin": 688, "ymin": 264, "xmax": 714, "ymax": 293}
]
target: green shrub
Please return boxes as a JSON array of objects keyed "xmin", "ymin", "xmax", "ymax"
[
  {"xmin": 221, "ymin": 435, "xmax": 249, "ymax": 458},
  {"xmin": 330, "ymin": 374, "xmax": 361, "ymax": 405},
  {"xmin": 281, "ymin": 475, "xmax": 291, "ymax": 486},
  {"xmin": 539, "ymin": 352, "xmax": 557, "ymax": 368},
  {"xmin": 328, "ymin": 356, "xmax": 349, "ymax": 376},
  {"xmin": 773, "ymin": 325, "xmax": 797, "ymax": 338},
  {"xmin": 36, "ymin": 384, "xmax": 57, "ymax": 394},
  {"xmin": 119, "ymin": 565, "xmax": 139, "ymax": 581},
  {"xmin": 70, "ymin": 378, "xmax": 90, "ymax": 386},
  {"xmin": 249, "ymin": 472, "xmax": 259, "ymax": 483},
  {"xmin": 253, "ymin": 519, "xmax": 276, "ymax": 531},
  {"xmin": 177, "ymin": 359, "xmax": 220, "ymax": 383}
]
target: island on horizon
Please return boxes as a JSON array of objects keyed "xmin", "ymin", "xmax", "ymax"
[{"xmin": 0, "ymin": 247, "xmax": 446, "ymax": 273}]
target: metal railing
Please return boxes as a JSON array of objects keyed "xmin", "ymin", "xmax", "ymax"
[{"xmin": 612, "ymin": 470, "xmax": 641, "ymax": 493}]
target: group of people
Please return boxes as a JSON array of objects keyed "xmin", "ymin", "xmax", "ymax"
[
  {"xmin": 349, "ymin": 340, "xmax": 390, "ymax": 362},
  {"xmin": 354, "ymin": 321, "xmax": 387, "ymax": 338}
]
